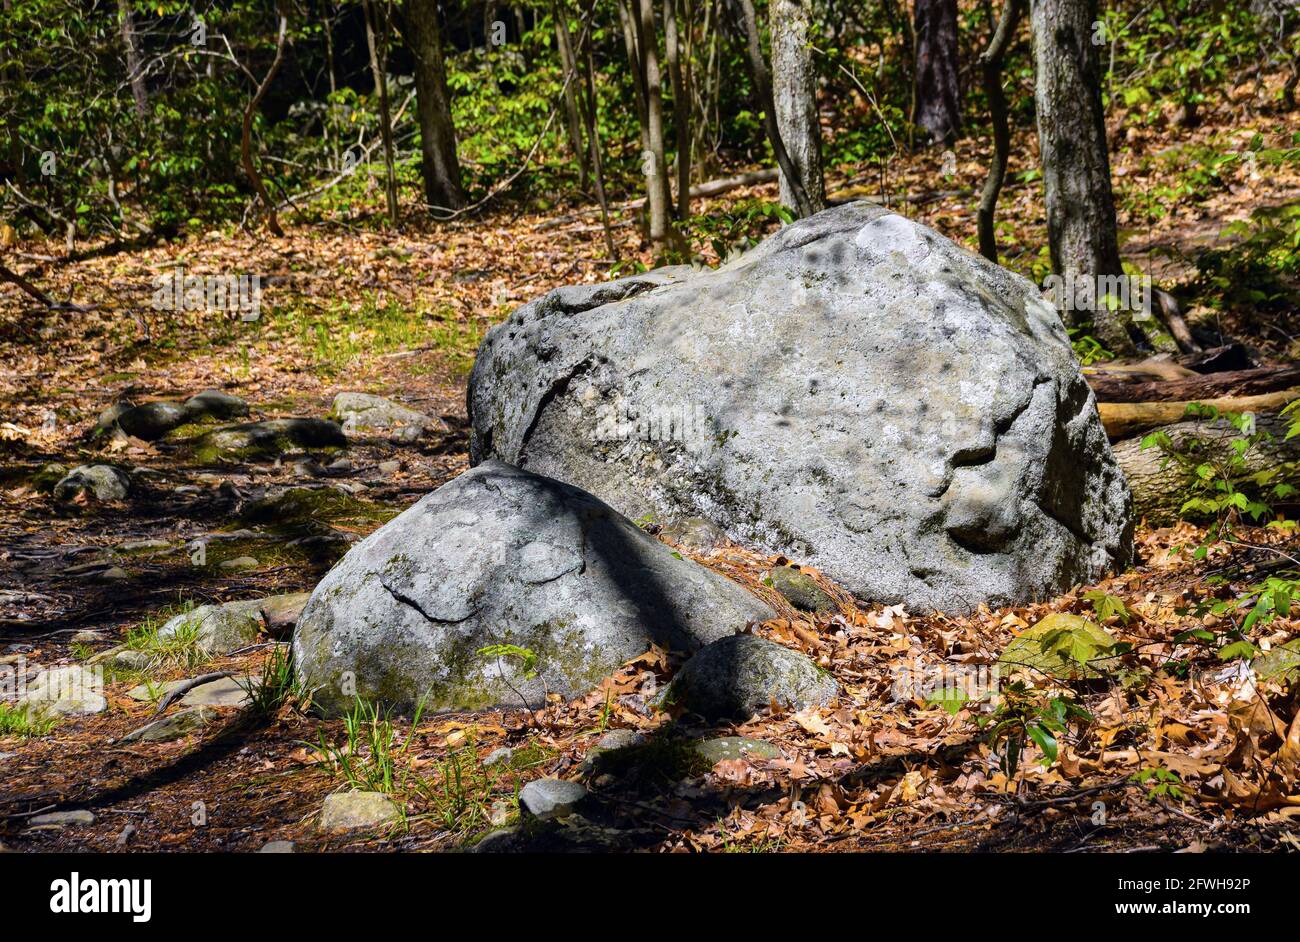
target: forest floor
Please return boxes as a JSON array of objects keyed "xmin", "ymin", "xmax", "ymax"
[{"xmin": 2, "ymin": 74, "xmax": 1300, "ymax": 853}]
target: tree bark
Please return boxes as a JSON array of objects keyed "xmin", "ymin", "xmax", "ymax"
[
  {"xmin": 728, "ymin": 0, "xmax": 814, "ymax": 217},
  {"xmin": 577, "ymin": 5, "xmax": 618, "ymax": 259},
  {"xmin": 553, "ymin": 0, "xmax": 589, "ymax": 188},
  {"xmin": 1112, "ymin": 413, "xmax": 1300, "ymax": 524},
  {"xmin": 1097, "ymin": 390, "xmax": 1300, "ymax": 440},
  {"xmin": 913, "ymin": 0, "xmax": 961, "ymax": 145},
  {"xmin": 403, "ymin": 0, "xmax": 469, "ymax": 210},
  {"xmin": 770, "ymin": 0, "xmax": 825, "ymax": 214},
  {"xmin": 241, "ymin": 12, "xmax": 288, "ymax": 237},
  {"xmin": 976, "ymin": 0, "xmax": 1022, "ymax": 262},
  {"xmin": 664, "ymin": 0, "xmax": 693, "ymax": 220},
  {"xmin": 118, "ymin": 0, "xmax": 149, "ymax": 118},
  {"xmin": 634, "ymin": 0, "xmax": 674, "ymax": 254},
  {"xmin": 1028, "ymin": 0, "xmax": 1130, "ymax": 352},
  {"xmin": 363, "ymin": 0, "xmax": 399, "ymax": 227}
]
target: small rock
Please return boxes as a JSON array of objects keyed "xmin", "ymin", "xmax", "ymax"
[
  {"xmin": 70, "ymin": 630, "xmax": 104, "ymax": 643},
  {"xmin": 258, "ymin": 840, "xmax": 296, "ymax": 853},
  {"xmin": 218, "ymin": 556, "xmax": 259, "ymax": 571},
  {"xmin": 191, "ymin": 418, "xmax": 347, "ymax": 463},
  {"xmin": 18, "ymin": 665, "xmax": 107, "ymax": 716},
  {"xmin": 116, "ymin": 824, "xmax": 137, "ymax": 847},
  {"xmin": 519, "ymin": 778, "xmax": 587, "ymax": 821},
  {"xmin": 318, "ymin": 791, "xmax": 401, "ymax": 832},
  {"xmin": 93, "ymin": 402, "xmax": 133, "ymax": 437},
  {"xmin": 378, "ymin": 459, "xmax": 401, "ymax": 475},
  {"xmin": 768, "ymin": 565, "xmax": 836, "ymax": 614},
  {"xmin": 183, "ymin": 389, "xmax": 250, "ymax": 420},
  {"xmin": 117, "ymin": 400, "xmax": 189, "ymax": 440},
  {"xmin": 482, "ymin": 747, "xmax": 514, "ymax": 769},
  {"xmin": 180, "ymin": 675, "xmax": 258, "ymax": 708},
  {"xmin": 596, "ymin": 729, "xmax": 645, "ymax": 752},
  {"xmin": 125, "ymin": 679, "xmax": 184, "ymax": 701},
  {"xmin": 122, "ymin": 707, "xmax": 216, "ymax": 743},
  {"xmin": 474, "ymin": 827, "xmax": 521, "ymax": 853},
  {"xmin": 30, "ymin": 810, "xmax": 95, "ymax": 827},
  {"xmin": 257, "ymin": 592, "xmax": 312, "ymax": 638},
  {"xmin": 331, "ymin": 392, "xmax": 442, "ymax": 439},
  {"xmin": 488, "ymin": 800, "xmax": 512, "ymax": 827},
  {"xmin": 93, "ymin": 566, "xmax": 130, "ymax": 583},
  {"xmin": 93, "ymin": 646, "xmax": 153, "ymax": 671},
  {"xmin": 660, "ymin": 517, "xmax": 728, "ymax": 551},
  {"xmin": 158, "ymin": 603, "xmax": 262, "ymax": 656},
  {"xmin": 694, "ymin": 737, "xmax": 781, "ymax": 764},
  {"xmin": 117, "ymin": 539, "xmax": 171, "ymax": 554},
  {"xmin": 664, "ymin": 634, "xmax": 839, "ymax": 721},
  {"xmin": 52, "ymin": 465, "xmax": 130, "ymax": 503}
]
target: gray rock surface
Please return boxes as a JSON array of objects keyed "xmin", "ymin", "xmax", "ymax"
[
  {"xmin": 30, "ymin": 810, "xmax": 95, "ymax": 827},
  {"xmin": 768, "ymin": 565, "xmax": 835, "ymax": 614},
  {"xmin": 259, "ymin": 840, "xmax": 296, "ymax": 853},
  {"xmin": 318, "ymin": 791, "xmax": 400, "ymax": 832},
  {"xmin": 664, "ymin": 634, "xmax": 838, "ymax": 721},
  {"xmin": 180, "ymin": 675, "xmax": 258, "ymax": 708},
  {"xmin": 694, "ymin": 736, "xmax": 782, "ymax": 764},
  {"xmin": 183, "ymin": 389, "xmax": 250, "ymax": 419},
  {"xmin": 191, "ymin": 418, "xmax": 347, "ymax": 462},
  {"xmin": 52, "ymin": 465, "xmax": 130, "ymax": 503},
  {"xmin": 18, "ymin": 665, "xmax": 107, "ymax": 716},
  {"xmin": 158, "ymin": 602, "xmax": 262, "ymax": 656},
  {"xmin": 122, "ymin": 707, "xmax": 216, "ymax": 743},
  {"xmin": 293, "ymin": 460, "xmax": 774, "ymax": 715},
  {"xmin": 519, "ymin": 778, "xmax": 587, "ymax": 820},
  {"xmin": 468, "ymin": 203, "xmax": 1133, "ymax": 612},
  {"xmin": 331, "ymin": 392, "xmax": 443, "ymax": 441}
]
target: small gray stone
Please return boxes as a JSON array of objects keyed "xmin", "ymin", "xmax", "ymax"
[
  {"xmin": 18, "ymin": 665, "xmax": 106, "ymax": 716},
  {"xmin": 125, "ymin": 679, "xmax": 184, "ymax": 701},
  {"xmin": 218, "ymin": 556, "xmax": 259, "ymax": 571},
  {"xmin": 117, "ymin": 539, "xmax": 171, "ymax": 554},
  {"xmin": 474, "ymin": 827, "xmax": 521, "ymax": 853},
  {"xmin": 191, "ymin": 418, "xmax": 347, "ymax": 462},
  {"xmin": 30, "ymin": 810, "xmax": 95, "ymax": 827},
  {"xmin": 596, "ymin": 729, "xmax": 645, "ymax": 752},
  {"xmin": 660, "ymin": 517, "xmax": 728, "ymax": 551},
  {"xmin": 768, "ymin": 566, "xmax": 836, "ymax": 614},
  {"xmin": 93, "ymin": 566, "xmax": 130, "ymax": 583},
  {"xmin": 122, "ymin": 707, "xmax": 216, "ymax": 743},
  {"xmin": 256, "ymin": 592, "xmax": 312, "ymax": 638},
  {"xmin": 116, "ymin": 824, "xmax": 137, "ymax": 847},
  {"xmin": 93, "ymin": 402, "xmax": 133, "ymax": 436},
  {"xmin": 378, "ymin": 459, "xmax": 401, "ymax": 475},
  {"xmin": 258, "ymin": 840, "xmax": 296, "ymax": 853},
  {"xmin": 664, "ymin": 634, "xmax": 839, "ymax": 721},
  {"xmin": 180, "ymin": 675, "xmax": 258, "ymax": 708},
  {"xmin": 694, "ymin": 736, "xmax": 782, "ymax": 764},
  {"xmin": 70, "ymin": 630, "xmax": 104, "ymax": 643},
  {"xmin": 318, "ymin": 791, "xmax": 401, "ymax": 832},
  {"xmin": 183, "ymin": 389, "xmax": 250, "ymax": 420},
  {"xmin": 332, "ymin": 392, "xmax": 442, "ymax": 438},
  {"xmin": 52, "ymin": 465, "xmax": 130, "ymax": 503},
  {"xmin": 482, "ymin": 747, "xmax": 514, "ymax": 769},
  {"xmin": 519, "ymin": 778, "xmax": 587, "ymax": 821},
  {"xmin": 158, "ymin": 603, "xmax": 261, "ymax": 656},
  {"xmin": 117, "ymin": 401, "xmax": 188, "ymax": 440},
  {"xmin": 96, "ymin": 647, "xmax": 153, "ymax": 672}
]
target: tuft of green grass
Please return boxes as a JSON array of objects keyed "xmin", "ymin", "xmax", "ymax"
[
  {"xmin": 0, "ymin": 703, "xmax": 59, "ymax": 738},
  {"xmin": 245, "ymin": 645, "xmax": 303, "ymax": 716},
  {"xmin": 312, "ymin": 696, "xmax": 427, "ymax": 795},
  {"xmin": 124, "ymin": 603, "xmax": 207, "ymax": 673}
]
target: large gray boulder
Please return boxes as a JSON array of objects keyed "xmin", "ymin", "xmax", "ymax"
[
  {"xmin": 293, "ymin": 461, "xmax": 774, "ymax": 715},
  {"xmin": 469, "ymin": 203, "xmax": 1133, "ymax": 612}
]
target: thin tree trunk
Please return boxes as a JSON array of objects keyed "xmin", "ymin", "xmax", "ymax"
[
  {"xmin": 976, "ymin": 0, "xmax": 1022, "ymax": 262},
  {"xmin": 403, "ymin": 0, "xmax": 469, "ymax": 210},
  {"xmin": 635, "ymin": 0, "xmax": 674, "ymax": 254},
  {"xmin": 578, "ymin": 2, "xmax": 618, "ymax": 258},
  {"xmin": 118, "ymin": 0, "xmax": 149, "ymax": 118},
  {"xmin": 363, "ymin": 0, "xmax": 399, "ymax": 227},
  {"xmin": 1029, "ymin": 0, "xmax": 1131, "ymax": 353},
  {"xmin": 553, "ymin": 0, "xmax": 589, "ymax": 188},
  {"xmin": 664, "ymin": 0, "xmax": 692, "ymax": 220},
  {"xmin": 913, "ymin": 0, "xmax": 961, "ymax": 145},
  {"xmin": 770, "ymin": 0, "xmax": 825, "ymax": 214},
  {"xmin": 728, "ymin": 0, "xmax": 814, "ymax": 217},
  {"xmin": 241, "ymin": 12, "xmax": 288, "ymax": 237}
]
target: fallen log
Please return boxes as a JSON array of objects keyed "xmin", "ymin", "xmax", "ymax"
[
  {"xmin": 1097, "ymin": 388, "xmax": 1300, "ymax": 439},
  {"xmin": 1087, "ymin": 365, "xmax": 1300, "ymax": 403},
  {"xmin": 1112, "ymin": 413, "xmax": 1300, "ymax": 524}
]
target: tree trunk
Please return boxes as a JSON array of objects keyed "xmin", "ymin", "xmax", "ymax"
[
  {"xmin": 1097, "ymin": 390, "xmax": 1300, "ymax": 440},
  {"xmin": 577, "ymin": 4, "xmax": 618, "ymax": 259},
  {"xmin": 1112, "ymin": 413, "xmax": 1300, "ymax": 524},
  {"xmin": 363, "ymin": 0, "xmax": 399, "ymax": 227},
  {"xmin": 634, "ymin": 0, "xmax": 674, "ymax": 254},
  {"xmin": 1028, "ymin": 0, "xmax": 1130, "ymax": 352},
  {"xmin": 664, "ymin": 0, "xmax": 693, "ymax": 220},
  {"xmin": 976, "ymin": 0, "xmax": 1022, "ymax": 262},
  {"xmin": 728, "ymin": 0, "xmax": 814, "ymax": 217},
  {"xmin": 118, "ymin": 0, "xmax": 148, "ymax": 118},
  {"xmin": 913, "ymin": 0, "xmax": 961, "ymax": 145},
  {"xmin": 241, "ymin": 13, "xmax": 288, "ymax": 237},
  {"xmin": 770, "ymin": 0, "xmax": 825, "ymax": 214},
  {"xmin": 553, "ymin": 0, "xmax": 589, "ymax": 188},
  {"xmin": 1086, "ymin": 365, "xmax": 1300, "ymax": 404},
  {"xmin": 403, "ymin": 0, "xmax": 469, "ymax": 210}
]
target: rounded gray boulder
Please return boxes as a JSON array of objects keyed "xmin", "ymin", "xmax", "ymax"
[
  {"xmin": 664, "ymin": 634, "xmax": 838, "ymax": 721},
  {"xmin": 468, "ymin": 203, "xmax": 1133, "ymax": 612},
  {"xmin": 293, "ymin": 461, "xmax": 774, "ymax": 715}
]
